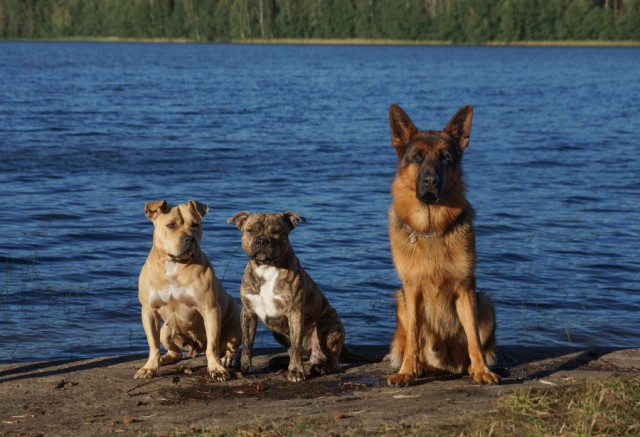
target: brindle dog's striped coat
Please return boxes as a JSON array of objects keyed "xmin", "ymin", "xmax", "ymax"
[{"xmin": 228, "ymin": 211, "xmax": 345, "ymax": 382}]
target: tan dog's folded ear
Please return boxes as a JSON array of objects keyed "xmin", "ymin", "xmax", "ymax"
[
  {"xmin": 189, "ymin": 200, "xmax": 209, "ymax": 219},
  {"xmin": 282, "ymin": 211, "xmax": 306, "ymax": 230},
  {"xmin": 444, "ymin": 105, "xmax": 473, "ymax": 149},
  {"xmin": 144, "ymin": 200, "xmax": 167, "ymax": 221},
  {"xmin": 227, "ymin": 211, "xmax": 251, "ymax": 230}
]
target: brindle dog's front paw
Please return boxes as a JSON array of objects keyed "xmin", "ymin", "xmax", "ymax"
[
  {"xmin": 310, "ymin": 363, "xmax": 338, "ymax": 377},
  {"xmin": 310, "ymin": 364, "xmax": 328, "ymax": 376},
  {"xmin": 240, "ymin": 355, "xmax": 252, "ymax": 374},
  {"xmin": 286, "ymin": 369, "xmax": 306, "ymax": 382},
  {"xmin": 387, "ymin": 372, "xmax": 415, "ymax": 387},
  {"xmin": 134, "ymin": 367, "xmax": 157, "ymax": 379}
]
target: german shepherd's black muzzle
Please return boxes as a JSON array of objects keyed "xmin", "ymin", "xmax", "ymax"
[{"xmin": 416, "ymin": 164, "xmax": 442, "ymax": 204}]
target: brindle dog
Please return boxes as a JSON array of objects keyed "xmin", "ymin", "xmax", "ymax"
[{"xmin": 228, "ymin": 211, "xmax": 345, "ymax": 382}]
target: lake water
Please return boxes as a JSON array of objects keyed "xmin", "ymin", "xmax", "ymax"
[{"xmin": 1, "ymin": 42, "xmax": 638, "ymax": 364}]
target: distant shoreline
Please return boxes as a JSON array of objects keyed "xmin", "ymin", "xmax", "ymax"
[{"xmin": 3, "ymin": 36, "xmax": 639, "ymax": 47}]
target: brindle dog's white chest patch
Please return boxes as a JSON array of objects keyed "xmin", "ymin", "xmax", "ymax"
[{"xmin": 247, "ymin": 265, "xmax": 284, "ymax": 322}]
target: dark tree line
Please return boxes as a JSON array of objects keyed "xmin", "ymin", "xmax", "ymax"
[{"xmin": 1, "ymin": 0, "xmax": 638, "ymax": 42}]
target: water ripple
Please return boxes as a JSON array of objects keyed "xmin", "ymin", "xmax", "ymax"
[{"xmin": 0, "ymin": 42, "xmax": 639, "ymax": 363}]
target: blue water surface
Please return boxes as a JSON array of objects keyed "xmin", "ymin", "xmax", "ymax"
[{"xmin": 0, "ymin": 42, "xmax": 638, "ymax": 363}]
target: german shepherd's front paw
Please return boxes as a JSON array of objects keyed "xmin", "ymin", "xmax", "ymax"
[
  {"xmin": 286, "ymin": 369, "xmax": 306, "ymax": 382},
  {"xmin": 387, "ymin": 372, "xmax": 416, "ymax": 387},
  {"xmin": 471, "ymin": 367, "xmax": 501, "ymax": 385}
]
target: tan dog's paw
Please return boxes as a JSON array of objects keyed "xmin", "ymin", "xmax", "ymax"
[
  {"xmin": 221, "ymin": 354, "xmax": 236, "ymax": 368},
  {"xmin": 134, "ymin": 367, "xmax": 157, "ymax": 379},
  {"xmin": 471, "ymin": 367, "xmax": 501, "ymax": 385},
  {"xmin": 387, "ymin": 372, "xmax": 415, "ymax": 387},
  {"xmin": 209, "ymin": 368, "xmax": 231, "ymax": 382},
  {"xmin": 286, "ymin": 369, "xmax": 306, "ymax": 382},
  {"xmin": 159, "ymin": 352, "xmax": 181, "ymax": 366}
]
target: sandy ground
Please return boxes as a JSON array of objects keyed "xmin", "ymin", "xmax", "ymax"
[{"xmin": 0, "ymin": 345, "xmax": 638, "ymax": 436}]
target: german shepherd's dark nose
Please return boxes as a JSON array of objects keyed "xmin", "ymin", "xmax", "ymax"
[{"xmin": 417, "ymin": 166, "xmax": 440, "ymax": 203}]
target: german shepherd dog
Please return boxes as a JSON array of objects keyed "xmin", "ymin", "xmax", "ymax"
[{"xmin": 386, "ymin": 104, "xmax": 500, "ymax": 386}]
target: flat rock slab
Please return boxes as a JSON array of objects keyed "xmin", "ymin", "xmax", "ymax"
[{"xmin": 0, "ymin": 346, "xmax": 638, "ymax": 436}]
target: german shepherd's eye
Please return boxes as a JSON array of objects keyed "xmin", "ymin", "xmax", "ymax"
[
  {"xmin": 439, "ymin": 151, "xmax": 452, "ymax": 165},
  {"xmin": 411, "ymin": 152, "xmax": 424, "ymax": 163},
  {"xmin": 166, "ymin": 222, "xmax": 178, "ymax": 230}
]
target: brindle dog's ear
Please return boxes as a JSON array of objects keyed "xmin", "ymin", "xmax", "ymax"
[
  {"xmin": 389, "ymin": 104, "xmax": 418, "ymax": 159},
  {"xmin": 444, "ymin": 105, "xmax": 473, "ymax": 149},
  {"xmin": 227, "ymin": 211, "xmax": 251, "ymax": 230},
  {"xmin": 188, "ymin": 200, "xmax": 209, "ymax": 219},
  {"xmin": 144, "ymin": 200, "xmax": 167, "ymax": 221},
  {"xmin": 282, "ymin": 211, "xmax": 306, "ymax": 230}
]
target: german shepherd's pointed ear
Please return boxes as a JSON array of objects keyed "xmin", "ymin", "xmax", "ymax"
[
  {"xmin": 444, "ymin": 105, "xmax": 473, "ymax": 150},
  {"xmin": 227, "ymin": 211, "xmax": 251, "ymax": 230},
  {"xmin": 188, "ymin": 200, "xmax": 209, "ymax": 219},
  {"xmin": 282, "ymin": 211, "xmax": 306, "ymax": 230},
  {"xmin": 389, "ymin": 104, "xmax": 418, "ymax": 158},
  {"xmin": 144, "ymin": 200, "xmax": 168, "ymax": 221}
]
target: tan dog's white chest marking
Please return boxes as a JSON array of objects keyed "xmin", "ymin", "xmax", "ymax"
[
  {"xmin": 150, "ymin": 261, "xmax": 196, "ymax": 305},
  {"xmin": 247, "ymin": 265, "xmax": 283, "ymax": 322}
]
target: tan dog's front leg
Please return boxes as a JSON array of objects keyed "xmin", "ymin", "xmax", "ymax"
[
  {"xmin": 286, "ymin": 308, "xmax": 305, "ymax": 382},
  {"xmin": 202, "ymin": 304, "xmax": 230, "ymax": 382},
  {"xmin": 135, "ymin": 307, "xmax": 162, "ymax": 379},
  {"xmin": 455, "ymin": 285, "xmax": 500, "ymax": 385},
  {"xmin": 387, "ymin": 288, "xmax": 419, "ymax": 386},
  {"xmin": 159, "ymin": 324, "xmax": 182, "ymax": 365}
]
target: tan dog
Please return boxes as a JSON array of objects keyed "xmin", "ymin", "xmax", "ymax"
[
  {"xmin": 386, "ymin": 104, "xmax": 499, "ymax": 386},
  {"xmin": 135, "ymin": 200, "xmax": 241, "ymax": 381},
  {"xmin": 227, "ymin": 211, "xmax": 345, "ymax": 382}
]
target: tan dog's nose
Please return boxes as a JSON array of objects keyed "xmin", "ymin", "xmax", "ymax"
[{"xmin": 183, "ymin": 236, "xmax": 195, "ymax": 245}]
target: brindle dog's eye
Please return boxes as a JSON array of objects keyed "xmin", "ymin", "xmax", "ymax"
[
  {"xmin": 166, "ymin": 222, "xmax": 177, "ymax": 230},
  {"xmin": 246, "ymin": 227, "xmax": 254, "ymax": 234}
]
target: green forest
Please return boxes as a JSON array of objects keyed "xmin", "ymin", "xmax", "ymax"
[{"xmin": 1, "ymin": 0, "xmax": 639, "ymax": 43}]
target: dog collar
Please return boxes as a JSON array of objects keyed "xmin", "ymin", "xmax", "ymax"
[{"xmin": 402, "ymin": 223, "xmax": 438, "ymax": 243}]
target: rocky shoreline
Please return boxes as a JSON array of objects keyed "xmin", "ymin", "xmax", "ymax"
[{"xmin": 1, "ymin": 346, "xmax": 638, "ymax": 436}]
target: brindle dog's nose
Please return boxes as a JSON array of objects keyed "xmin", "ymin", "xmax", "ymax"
[{"xmin": 256, "ymin": 236, "xmax": 270, "ymax": 248}]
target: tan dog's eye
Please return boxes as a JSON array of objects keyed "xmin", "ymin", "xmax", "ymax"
[
  {"xmin": 192, "ymin": 222, "xmax": 199, "ymax": 229},
  {"xmin": 166, "ymin": 222, "xmax": 177, "ymax": 230}
]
